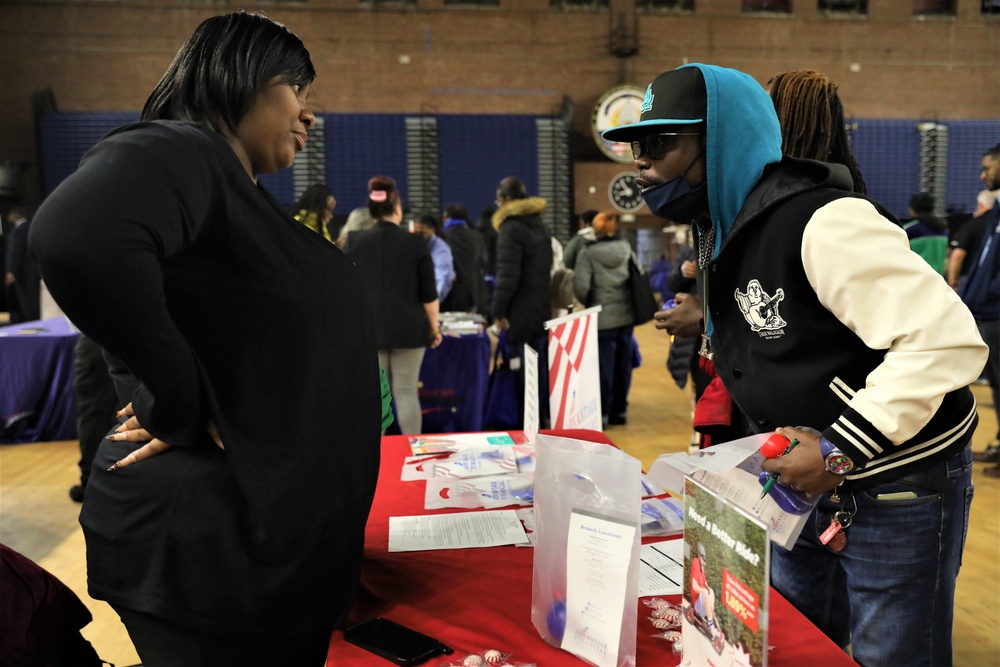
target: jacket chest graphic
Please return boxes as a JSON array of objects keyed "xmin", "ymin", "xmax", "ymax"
[{"xmin": 734, "ymin": 279, "xmax": 786, "ymax": 338}]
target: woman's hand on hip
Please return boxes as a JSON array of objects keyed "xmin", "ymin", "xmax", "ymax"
[{"xmin": 107, "ymin": 404, "xmax": 224, "ymax": 470}]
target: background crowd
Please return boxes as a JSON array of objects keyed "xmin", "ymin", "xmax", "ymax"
[{"xmin": 0, "ymin": 11, "xmax": 996, "ymax": 667}]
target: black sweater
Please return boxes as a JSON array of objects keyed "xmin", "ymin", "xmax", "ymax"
[{"xmin": 30, "ymin": 121, "xmax": 382, "ymax": 636}]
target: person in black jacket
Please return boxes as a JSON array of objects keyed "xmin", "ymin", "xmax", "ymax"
[
  {"xmin": 478, "ymin": 205, "xmax": 499, "ymax": 278},
  {"xmin": 346, "ymin": 176, "xmax": 442, "ymax": 435},
  {"xmin": 491, "ymin": 176, "xmax": 552, "ymax": 425},
  {"xmin": 3, "ymin": 207, "xmax": 40, "ymax": 323},
  {"xmin": 606, "ymin": 63, "xmax": 986, "ymax": 667},
  {"xmin": 29, "ymin": 13, "xmax": 383, "ymax": 665},
  {"xmin": 441, "ymin": 203, "xmax": 487, "ymax": 316}
]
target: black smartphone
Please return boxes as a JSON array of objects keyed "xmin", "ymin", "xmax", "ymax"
[{"xmin": 343, "ymin": 617, "xmax": 454, "ymax": 666}]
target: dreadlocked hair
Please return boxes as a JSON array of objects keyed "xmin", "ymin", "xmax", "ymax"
[{"xmin": 769, "ymin": 70, "xmax": 867, "ymax": 194}]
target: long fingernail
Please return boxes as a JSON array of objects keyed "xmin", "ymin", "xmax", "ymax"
[
  {"xmin": 106, "ymin": 433, "xmax": 118, "ymax": 441},
  {"xmin": 107, "ymin": 460, "xmax": 122, "ymax": 472}
]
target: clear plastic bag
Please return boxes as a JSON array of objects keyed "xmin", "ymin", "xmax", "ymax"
[{"xmin": 530, "ymin": 434, "xmax": 641, "ymax": 667}]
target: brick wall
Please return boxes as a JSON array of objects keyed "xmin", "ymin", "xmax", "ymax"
[{"xmin": 1, "ymin": 0, "xmax": 997, "ymax": 206}]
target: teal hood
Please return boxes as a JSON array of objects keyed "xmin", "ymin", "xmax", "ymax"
[{"xmin": 681, "ymin": 64, "xmax": 783, "ymax": 258}]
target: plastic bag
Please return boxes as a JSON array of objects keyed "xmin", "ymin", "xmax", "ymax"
[
  {"xmin": 483, "ymin": 331, "xmax": 519, "ymax": 430},
  {"xmin": 530, "ymin": 434, "xmax": 641, "ymax": 667}
]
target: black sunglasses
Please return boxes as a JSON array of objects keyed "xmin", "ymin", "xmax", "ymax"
[{"xmin": 630, "ymin": 132, "xmax": 700, "ymax": 161}]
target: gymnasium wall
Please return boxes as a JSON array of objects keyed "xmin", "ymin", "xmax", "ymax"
[{"xmin": 2, "ymin": 0, "xmax": 998, "ymax": 209}]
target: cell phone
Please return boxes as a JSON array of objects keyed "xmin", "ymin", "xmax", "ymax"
[
  {"xmin": 876, "ymin": 491, "xmax": 918, "ymax": 501},
  {"xmin": 343, "ymin": 617, "xmax": 453, "ymax": 666}
]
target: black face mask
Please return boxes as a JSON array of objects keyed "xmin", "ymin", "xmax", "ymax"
[{"xmin": 640, "ymin": 151, "xmax": 707, "ymax": 224}]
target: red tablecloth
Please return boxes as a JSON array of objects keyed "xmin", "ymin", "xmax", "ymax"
[{"xmin": 328, "ymin": 430, "xmax": 857, "ymax": 666}]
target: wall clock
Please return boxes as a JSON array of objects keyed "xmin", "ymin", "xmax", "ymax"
[{"xmin": 608, "ymin": 172, "xmax": 643, "ymax": 213}]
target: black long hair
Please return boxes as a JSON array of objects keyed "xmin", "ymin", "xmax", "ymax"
[
  {"xmin": 293, "ymin": 183, "xmax": 334, "ymax": 217},
  {"xmin": 142, "ymin": 12, "xmax": 315, "ymax": 135}
]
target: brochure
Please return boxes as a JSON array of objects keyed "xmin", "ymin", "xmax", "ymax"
[
  {"xmin": 646, "ymin": 435, "xmax": 811, "ymax": 550},
  {"xmin": 401, "ymin": 444, "xmax": 536, "ymax": 482},
  {"xmin": 432, "ymin": 447, "xmax": 518, "ymax": 478},
  {"xmin": 681, "ymin": 477, "xmax": 769, "ymax": 667},
  {"xmin": 407, "ymin": 431, "xmax": 527, "ymax": 456},
  {"xmin": 424, "ymin": 472, "xmax": 535, "ymax": 510}
]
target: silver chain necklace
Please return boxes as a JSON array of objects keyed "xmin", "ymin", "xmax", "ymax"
[{"xmin": 697, "ymin": 224, "xmax": 715, "ymax": 359}]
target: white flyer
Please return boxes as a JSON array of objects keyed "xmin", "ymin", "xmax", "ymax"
[
  {"xmin": 638, "ymin": 540, "xmax": 684, "ymax": 597},
  {"xmin": 387, "ymin": 509, "xmax": 530, "ymax": 552},
  {"xmin": 562, "ymin": 509, "xmax": 637, "ymax": 667}
]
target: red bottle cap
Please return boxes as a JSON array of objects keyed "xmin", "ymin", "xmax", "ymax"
[{"xmin": 759, "ymin": 433, "xmax": 791, "ymax": 459}]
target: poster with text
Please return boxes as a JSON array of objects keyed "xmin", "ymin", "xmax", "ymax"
[
  {"xmin": 682, "ymin": 476, "xmax": 769, "ymax": 667},
  {"xmin": 545, "ymin": 307, "xmax": 602, "ymax": 431}
]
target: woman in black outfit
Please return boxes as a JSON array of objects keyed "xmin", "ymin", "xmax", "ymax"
[
  {"xmin": 345, "ymin": 176, "xmax": 442, "ymax": 435},
  {"xmin": 29, "ymin": 13, "xmax": 382, "ymax": 666}
]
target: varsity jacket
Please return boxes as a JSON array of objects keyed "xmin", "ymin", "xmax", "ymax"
[{"xmin": 702, "ymin": 157, "xmax": 987, "ymax": 490}]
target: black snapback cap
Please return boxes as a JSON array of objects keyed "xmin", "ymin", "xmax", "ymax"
[{"xmin": 602, "ymin": 67, "xmax": 706, "ymax": 143}]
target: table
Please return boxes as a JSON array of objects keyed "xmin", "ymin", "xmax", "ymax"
[
  {"xmin": 327, "ymin": 430, "xmax": 858, "ymax": 666},
  {"xmin": 417, "ymin": 332, "xmax": 491, "ymax": 434},
  {"xmin": 0, "ymin": 317, "xmax": 79, "ymax": 443}
]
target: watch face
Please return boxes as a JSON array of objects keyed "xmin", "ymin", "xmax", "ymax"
[
  {"xmin": 826, "ymin": 453, "xmax": 854, "ymax": 475},
  {"xmin": 609, "ymin": 173, "xmax": 644, "ymax": 213}
]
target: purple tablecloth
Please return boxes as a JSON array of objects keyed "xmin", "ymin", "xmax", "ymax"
[
  {"xmin": 417, "ymin": 331, "xmax": 491, "ymax": 434},
  {"xmin": 0, "ymin": 317, "xmax": 80, "ymax": 443}
]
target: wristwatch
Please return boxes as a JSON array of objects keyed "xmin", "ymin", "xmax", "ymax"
[{"xmin": 820, "ymin": 436, "xmax": 854, "ymax": 475}]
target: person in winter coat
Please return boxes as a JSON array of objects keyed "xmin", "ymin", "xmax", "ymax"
[
  {"xmin": 572, "ymin": 211, "xmax": 635, "ymax": 427},
  {"xmin": 563, "ymin": 209, "xmax": 598, "ymax": 270},
  {"xmin": 491, "ymin": 176, "xmax": 552, "ymax": 425}
]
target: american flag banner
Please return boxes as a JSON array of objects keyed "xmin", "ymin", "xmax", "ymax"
[{"xmin": 545, "ymin": 306, "xmax": 602, "ymax": 430}]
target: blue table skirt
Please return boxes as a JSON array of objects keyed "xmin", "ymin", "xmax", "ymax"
[
  {"xmin": 0, "ymin": 317, "xmax": 80, "ymax": 443},
  {"xmin": 417, "ymin": 332, "xmax": 491, "ymax": 434}
]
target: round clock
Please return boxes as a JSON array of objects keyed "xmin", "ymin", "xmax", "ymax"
[
  {"xmin": 591, "ymin": 85, "xmax": 645, "ymax": 163},
  {"xmin": 608, "ymin": 172, "xmax": 644, "ymax": 213}
]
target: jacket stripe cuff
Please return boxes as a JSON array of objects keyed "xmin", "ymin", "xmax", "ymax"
[{"xmin": 824, "ymin": 409, "xmax": 892, "ymax": 464}]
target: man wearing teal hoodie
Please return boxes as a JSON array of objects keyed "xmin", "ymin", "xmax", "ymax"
[{"xmin": 604, "ymin": 65, "xmax": 987, "ymax": 667}]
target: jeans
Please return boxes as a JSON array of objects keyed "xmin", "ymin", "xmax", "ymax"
[
  {"xmin": 597, "ymin": 326, "xmax": 634, "ymax": 423},
  {"xmin": 770, "ymin": 443, "xmax": 974, "ymax": 667}
]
